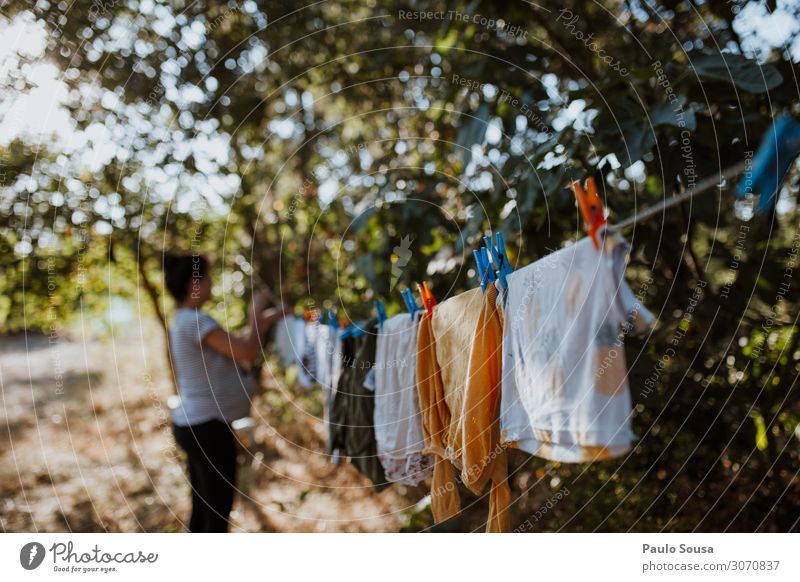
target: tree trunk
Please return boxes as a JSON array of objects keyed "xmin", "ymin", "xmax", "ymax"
[{"xmin": 134, "ymin": 246, "xmax": 178, "ymax": 395}]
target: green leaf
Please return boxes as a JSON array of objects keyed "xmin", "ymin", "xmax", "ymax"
[
  {"xmin": 651, "ymin": 95, "xmax": 696, "ymax": 131},
  {"xmin": 456, "ymin": 203, "xmax": 484, "ymax": 253},
  {"xmin": 615, "ymin": 120, "xmax": 656, "ymax": 167},
  {"xmin": 355, "ymin": 252, "xmax": 378, "ymax": 290},
  {"xmin": 519, "ymin": 171, "xmax": 540, "ymax": 220},
  {"xmin": 435, "ymin": 28, "xmax": 459, "ymax": 52},
  {"xmin": 455, "ymin": 103, "xmax": 491, "ymax": 165},
  {"xmin": 750, "ymin": 411, "xmax": 768, "ymax": 451},
  {"xmin": 688, "ymin": 52, "xmax": 783, "ymax": 94},
  {"xmin": 351, "ymin": 206, "xmax": 378, "ymax": 232}
]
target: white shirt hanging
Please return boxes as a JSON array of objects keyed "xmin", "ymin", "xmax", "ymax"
[
  {"xmin": 373, "ymin": 311, "xmax": 433, "ymax": 485},
  {"xmin": 500, "ymin": 234, "xmax": 654, "ymax": 462}
]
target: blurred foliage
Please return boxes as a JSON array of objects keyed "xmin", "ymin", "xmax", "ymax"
[{"xmin": 1, "ymin": 0, "xmax": 799, "ymax": 531}]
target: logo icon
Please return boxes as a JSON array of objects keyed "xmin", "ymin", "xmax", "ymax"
[
  {"xmin": 390, "ymin": 235, "xmax": 413, "ymax": 290},
  {"xmin": 20, "ymin": 542, "xmax": 46, "ymax": 570}
]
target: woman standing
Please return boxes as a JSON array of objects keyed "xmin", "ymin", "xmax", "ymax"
[{"xmin": 163, "ymin": 253, "xmax": 286, "ymax": 532}]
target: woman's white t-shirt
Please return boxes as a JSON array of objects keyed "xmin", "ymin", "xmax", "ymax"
[{"xmin": 170, "ymin": 308, "xmax": 256, "ymax": 427}]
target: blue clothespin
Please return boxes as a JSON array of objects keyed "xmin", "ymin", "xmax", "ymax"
[
  {"xmin": 738, "ymin": 115, "xmax": 800, "ymax": 213},
  {"xmin": 480, "ymin": 246, "xmax": 497, "ymax": 288},
  {"xmin": 327, "ymin": 310, "xmax": 338, "ymax": 330},
  {"xmin": 472, "ymin": 248, "xmax": 494, "ymax": 291},
  {"xmin": 401, "ymin": 288, "xmax": 418, "ymax": 319},
  {"xmin": 483, "ymin": 233, "xmax": 509, "ymax": 289},
  {"xmin": 472, "ymin": 249, "xmax": 487, "ymax": 291},
  {"xmin": 349, "ymin": 321, "xmax": 367, "ymax": 338},
  {"xmin": 374, "ymin": 300, "xmax": 387, "ymax": 330},
  {"xmin": 400, "ymin": 288, "xmax": 411, "ymax": 313},
  {"xmin": 495, "ymin": 260, "xmax": 508, "ymax": 290},
  {"xmin": 495, "ymin": 232, "xmax": 513, "ymax": 276}
]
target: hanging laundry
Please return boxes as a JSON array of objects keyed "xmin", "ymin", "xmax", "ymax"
[
  {"xmin": 294, "ymin": 316, "xmax": 312, "ymax": 388},
  {"xmin": 314, "ymin": 322, "xmax": 337, "ymax": 434},
  {"xmin": 314, "ymin": 323, "xmax": 334, "ymax": 389},
  {"xmin": 362, "ymin": 368, "xmax": 377, "ymax": 392},
  {"xmin": 329, "ymin": 326, "xmax": 345, "ymax": 396},
  {"xmin": 272, "ymin": 315, "xmax": 304, "ymax": 368},
  {"xmin": 301, "ymin": 317, "xmax": 319, "ymax": 383},
  {"xmin": 500, "ymin": 233, "xmax": 654, "ymax": 463},
  {"xmin": 462, "ymin": 281, "xmax": 510, "ymax": 532},
  {"xmin": 417, "ymin": 286, "xmax": 509, "ymax": 532},
  {"xmin": 326, "ymin": 325, "xmax": 345, "ymax": 464},
  {"xmin": 272, "ymin": 315, "xmax": 314, "ymax": 388},
  {"xmin": 374, "ymin": 311, "xmax": 433, "ymax": 486},
  {"xmin": 329, "ymin": 319, "xmax": 388, "ymax": 490}
]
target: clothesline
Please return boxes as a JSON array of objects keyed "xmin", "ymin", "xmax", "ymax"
[
  {"xmin": 581, "ymin": 115, "xmax": 799, "ymax": 231},
  {"xmin": 254, "ymin": 112, "xmax": 796, "ymax": 306},
  {"xmin": 611, "ymin": 160, "xmax": 749, "ymax": 230},
  {"xmin": 270, "ymin": 124, "xmax": 782, "ymax": 523},
  {"xmin": 257, "ymin": 117, "xmax": 799, "ymax": 532},
  {"xmin": 270, "ymin": 228, "xmax": 653, "ymax": 533}
]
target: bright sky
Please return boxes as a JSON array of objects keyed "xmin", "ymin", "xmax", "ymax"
[
  {"xmin": 0, "ymin": 13, "xmax": 73, "ymax": 143},
  {"xmin": 0, "ymin": 9, "xmax": 243, "ymax": 225},
  {"xmin": 736, "ymin": 0, "xmax": 800, "ymax": 54}
]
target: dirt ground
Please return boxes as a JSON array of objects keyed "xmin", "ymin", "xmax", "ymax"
[{"xmin": 0, "ymin": 320, "xmax": 424, "ymax": 532}]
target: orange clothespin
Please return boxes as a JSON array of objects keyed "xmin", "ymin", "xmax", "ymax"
[
  {"xmin": 571, "ymin": 177, "xmax": 607, "ymax": 249},
  {"xmin": 416, "ymin": 282, "xmax": 437, "ymax": 318}
]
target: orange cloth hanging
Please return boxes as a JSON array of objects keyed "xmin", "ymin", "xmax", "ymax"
[
  {"xmin": 416, "ymin": 286, "xmax": 510, "ymax": 532},
  {"xmin": 462, "ymin": 283, "xmax": 510, "ymax": 533},
  {"xmin": 416, "ymin": 311, "xmax": 460, "ymax": 522}
]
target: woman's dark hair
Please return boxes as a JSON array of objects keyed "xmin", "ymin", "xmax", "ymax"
[{"xmin": 163, "ymin": 252, "xmax": 210, "ymax": 302}]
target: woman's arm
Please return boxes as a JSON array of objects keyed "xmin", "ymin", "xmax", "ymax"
[
  {"xmin": 202, "ymin": 327, "xmax": 261, "ymax": 366},
  {"xmin": 202, "ymin": 292, "xmax": 290, "ymax": 366}
]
